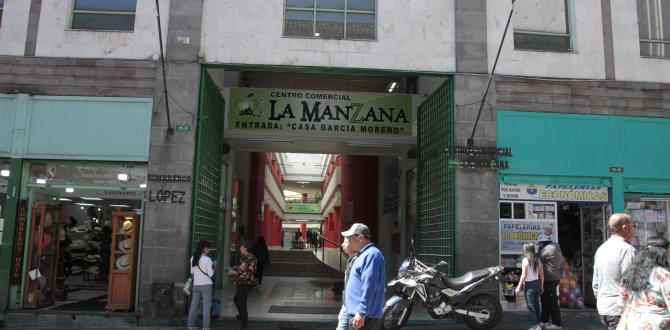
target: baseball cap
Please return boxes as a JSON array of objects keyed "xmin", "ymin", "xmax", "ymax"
[
  {"xmin": 241, "ymin": 240, "xmax": 255, "ymax": 250},
  {"xmin": 341, "ymin": 223, "xmax": 370, "ymax": 238}
]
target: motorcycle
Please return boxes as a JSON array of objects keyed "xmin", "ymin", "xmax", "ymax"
[{"xmin": 381, "ymin": 241, "xmax": 504, "ymax": 330}]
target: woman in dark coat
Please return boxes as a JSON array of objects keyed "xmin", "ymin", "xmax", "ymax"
[{"xmin": 254, "ymin": 236, "xmax": 270, "ymax": 287}]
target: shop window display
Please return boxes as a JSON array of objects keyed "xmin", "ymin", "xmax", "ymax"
[
  {"xmin": 625, "ymin": 197, "xmax": 669, "ymax": 246},
  {"xmin": 0, "ymin": 160, "xmax": 9, "ymax": 241},
  {"xmin": 21, "ymin": 162, "xmax": 145, "ymax": 311}
]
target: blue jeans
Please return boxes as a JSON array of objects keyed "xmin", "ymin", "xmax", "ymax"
[{"xmin": 524, "ymin": 280, "xmax": 541, "ymax": 325}]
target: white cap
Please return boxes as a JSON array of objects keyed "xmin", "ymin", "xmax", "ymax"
[{"xmin": 341, "ymin": 223, "xmax": 370, "ymax": 238}]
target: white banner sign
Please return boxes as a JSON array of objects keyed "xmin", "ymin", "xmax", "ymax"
[{"xmin": 500, "ymin": 184, "xmax": 609, "ymax": 202}]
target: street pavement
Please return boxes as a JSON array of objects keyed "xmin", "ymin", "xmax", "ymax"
[{"xmin": 1, "ymin": 317, "xmax": 603, "ymax": 329}]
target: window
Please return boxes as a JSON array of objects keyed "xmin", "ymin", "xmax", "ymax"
[
  {"xmin": 284, "ymin": 0, "xmax": 376, "ymax": 40},
  {"xmin": 513, "ymin": 0, "xmax": 571, "ymax": 52},
  {"xmin": 637, "ymin": 0, "xmax": 670, "ymax": 58},
  {"xmin": 71, "ymin": 0, "xmax": 137, "ymax": 31},
  {"xmin": 0, "ymin": 0, "xmax": 4, "ymax": 27}
]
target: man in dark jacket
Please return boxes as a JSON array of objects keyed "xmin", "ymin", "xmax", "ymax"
[{"xmin": 537, "ymin": 234, "xmax": 563, "ymax": 329}]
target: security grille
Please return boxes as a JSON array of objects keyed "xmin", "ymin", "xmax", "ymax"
[
  {"xmin": 416, "ymin": 78, "xmax": 456, "ymax": 276},
  {"xmin": 191, "ymin": 71, "xmax": 225, "ymax": 259}
]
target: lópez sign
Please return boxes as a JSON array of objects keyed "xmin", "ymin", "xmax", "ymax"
[{"xmin": 227, "ymin": 88, "xmax": 413, "ymax": 136}]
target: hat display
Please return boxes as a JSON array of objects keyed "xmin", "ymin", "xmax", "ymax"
[
  {"xmin": 72, "ymin": 225, "xmax": 88, "ymax": 233},
  {"xmin": 71, "ymin": 266, "xmax": 82, "ymax": 274},
  {"xmin": 116, "ymin": 254, "xmax": 130, "ymax": 270},
  {"xmin": 86, "ymin": 266, "xmax": 99, "ymax": 274},
  {"xmin": 341, "ymin": 223, "xmax": 371, "ymax": 238},
  {"xmin": 118, "ymin": 238, "xmax": 132, "ymax": 252},
  {"xmin": 84, "ymin": 255, "xmax": 97, "ymax": 263},
  {"xmin": 70, "ymin": 240, "xmax": 86, "ymax": 249}
]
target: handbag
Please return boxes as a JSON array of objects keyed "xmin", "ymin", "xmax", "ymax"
[{"xmin": 183, "ymin": 276, "xmax": 193, "ymax": 296}]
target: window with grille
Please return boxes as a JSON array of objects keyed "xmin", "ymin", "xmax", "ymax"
[
  {"xmin": 513, "ymin": 0, "xmax": 571, "ymax": 52},
  {"xmin": 637, "ymin": 0, "xmax": 670, "ymax": 58},
  {"xmin": 71, "ymin": 0, "xmax": 137, "ymax": 31},
  {"xmin": 284, "ymin": 0, "xmax": 376, "ymax": 40}
]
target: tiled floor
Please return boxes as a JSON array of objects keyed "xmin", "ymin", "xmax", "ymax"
[{"xmin": 215, "ymin": 275, "xmax": 434, "ymax": 323}]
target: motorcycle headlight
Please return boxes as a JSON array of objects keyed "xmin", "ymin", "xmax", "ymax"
[{"xmin": 398, "ymin": 259, "xmax": 410, "ymax": 277}]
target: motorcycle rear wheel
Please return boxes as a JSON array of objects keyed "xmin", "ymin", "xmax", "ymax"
[
  {"xmin": 380, "ymin": 299, "xmax": 413, "ymax": 330},
  {"xmin": 462, "ymin": 294, "xmax": 502, "ymax": 330}
]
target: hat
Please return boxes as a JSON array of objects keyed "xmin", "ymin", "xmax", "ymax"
[
  {"xmin": 116, "ymin": 254, "xmax": 129, "ymax": 270},
  {"xmin": 241, "ymin": 240, "xmax": 255, "ymax": 250},
  {"xmin": 122, "ymin": 220, "xmax": 133, "ymax": 232},
  {"xmin": 341, "ymin": 223, "xmax": 370, "ymax": 238},
  {"xmin": 84, "ymin": 255, "xmax": 97, "ymax": 262},
  {"xmin": 119, "ymin": 238, "xmax": 132, "ymax": 252}
]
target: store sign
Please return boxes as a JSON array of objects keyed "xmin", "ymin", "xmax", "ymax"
[
  {"xmin": 500, "ymin": 184, "xmax": 609, "ymax": 202},
  {"xmin": 445, "ymin": 146, "xmax": 513, "ymax": 170},
  {"xmin": 286, "ymin": 202, "xmax": 320, "ymax": 213},
  {"xmin": 148, "ymin": 174, "xmax": 191, "ymax": 182},
  {"xmin": 31, "ymin": 163, "xmax": 147, "ymax": 187},
  {"xmin": 500, "ymin": 219, "xmax": 556, "ymax": 254},
  {"xmin": 10, "ymin": 200, "xmax": 27, "ymax": 284},
  {"xmin": 227, "ymin": 87, "xmax": 413, "ymax": 136},
  {"xmin": 146, "ymin": 190, "xmax": 187, "ymax": 204}
]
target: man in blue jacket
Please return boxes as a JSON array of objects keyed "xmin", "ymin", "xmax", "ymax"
[{"xmin": 341, "ymin": 223, "xmax": 385, "ymax": 329}]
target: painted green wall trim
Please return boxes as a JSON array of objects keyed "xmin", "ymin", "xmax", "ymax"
[
  {"xmin": 201, "ymin": 62, "xmax": 453, "ymax": 77},
  {"xmin": 0, "ymin": 158, "xmax": 23, "ymax": 312},
  {"xmin": 499, "ymin": 174, "xmax": 613, "ymax": 186},
  {"xmin": 612, "ymin": 174, "xmax": 625, "ymax": 212}
]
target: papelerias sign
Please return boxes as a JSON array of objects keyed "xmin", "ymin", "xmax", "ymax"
[{"xmin": 227, "ymin": 88, "xmax": 413, "ymax": 136}]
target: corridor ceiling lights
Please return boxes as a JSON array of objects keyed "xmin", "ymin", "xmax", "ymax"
[
  {"xmin": 0, "ymin": 170, "xmax": 9, "ymax": 177},
  {"xmin": 76, "ymin": 203, "xmax": 95, "ymax": 206},
  {"xmin": 59, "ymin": 198, "xmax": 72, "ymax": 201},
  {"xmin": 65, "ymin": 187, "xmax": 75, "ymax": 193},
  {"xmin": 110, "ymin": 204, "xmax": 131, "ymax": 208},
  {"xmin": 81, "ymin": 197, "xmax": 103, "ymax": 201},
  {"xmin": 36, "ymin": 178, "xmax": 47, "ymax": 184},
  {"xmin": 140, "ymin": 183, "xmax": 147, "ymax": 188}
]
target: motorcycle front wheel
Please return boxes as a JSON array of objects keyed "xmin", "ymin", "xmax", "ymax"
[
  {"xmin": 462, "ymin": 294, "xmax": 502, "ymax": 330},
  {"xmin": 380, "ymin": 298, "xmax": 413, "ymax": 330}
]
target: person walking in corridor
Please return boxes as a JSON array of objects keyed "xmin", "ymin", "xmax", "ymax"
[
  {"xmin": 593, "ymin": 213, "xmax": 637, "ymax": 330},
  {"xmin": 537, "ymin": 234, "xmax": 563, "ymax": 329},
  {"xmin": 228, "ymin": 240, "xmax": 257, "ymax": 329},
  {"xmin": 254, "ymin": 236, "xmax": 270, "ymax": 288},
  {"xmin": 187, "ymin": 240, "xmax": 214, "ymax": 330},
  {"xmin": 341, "ymin": 223, "xmax": 385, "ymax": 329},
  {"xmin": 516, "ymin": 242, "xmax": 544, "ymax": 330},
  {"xmin": 337, "ymin": 235, "xmax": 359, "ymax": 330}
]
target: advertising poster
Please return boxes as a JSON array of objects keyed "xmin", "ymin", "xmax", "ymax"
[{"xmin": 500, "ymin": 219, "xmax": 557, "ymax": 254}]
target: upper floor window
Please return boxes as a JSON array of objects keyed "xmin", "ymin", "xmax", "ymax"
[
  {"xmin": 71, "ymin": 0, "xmax": 137, "ymax": 31},
  {"xmin": 637, "ymin": 0, "xmax": 670, "ymax": 58},
  {"xmin": 513, "ymin": 0, "xmax": 571, "ymax": 52},
  {"xmin": 0, "ymin": 0, "xmax": 4, "ymax": 27},
  {"xmin": 284, "ymin": 0, "xmax": 376, "ymax": 40}
]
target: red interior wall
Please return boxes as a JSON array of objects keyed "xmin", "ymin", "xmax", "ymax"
[
  {"xmin": 339, "ymin": 155, "xmax": 378, "ymax": 241},
  {"xmin": 247, "ymin": 152, "xmax": 265, "ymax": 241}
]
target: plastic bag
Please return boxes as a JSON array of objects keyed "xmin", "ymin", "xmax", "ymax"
[{"xmin": 183, "ymin": 277, "xmax": 193, "ymax": 296}]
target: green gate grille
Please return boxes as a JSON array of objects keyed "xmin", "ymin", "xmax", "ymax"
[
  {"xmin": 190, "ymin": 70, "xmax": 225, "ymax": 259},
  {"xmin": 416, "ymin": 77, "xmax": 456, "ymax": 276}
]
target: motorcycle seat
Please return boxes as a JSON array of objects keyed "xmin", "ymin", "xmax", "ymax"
[{"xmin": 442, "ymin": 269, "xmax": 491, "ymax": 290}]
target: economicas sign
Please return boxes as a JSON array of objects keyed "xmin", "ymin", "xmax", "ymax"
[{"xmin": 227, "ymin": 88, "xmax": 413, "ymax": 136}]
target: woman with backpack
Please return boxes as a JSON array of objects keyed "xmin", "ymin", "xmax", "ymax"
[{"xmin": 187, "ymin": 240, "xmax": 214, "ymax": 330}]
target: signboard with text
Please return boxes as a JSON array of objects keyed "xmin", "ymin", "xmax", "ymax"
[
  {"xmin": 227, "ymin": 88, "xmax": 413, "ymax": 136},
  {"xmin": 500, "ymin": 184, "xmax": 609, "ymax": 202},
  {"xmin": 500, "ymin": 219, "xmax": 556, "ymax": 254},
  {"xmin": 286, "ymin": 202, "xmax": 320, "ymax": 213}
]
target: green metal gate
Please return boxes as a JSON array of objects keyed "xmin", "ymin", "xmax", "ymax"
[
  {"xmin": 190, "ymin": 70, "xmax": 225, "ymax": 260},
  {"xmin": 416, "ymin": 77, "xmax": 456, "ymax": 276}
]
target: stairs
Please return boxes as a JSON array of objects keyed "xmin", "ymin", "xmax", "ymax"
[{"xmin": 264, "ymin": 250, "xmax": 344, "ymax": 278}]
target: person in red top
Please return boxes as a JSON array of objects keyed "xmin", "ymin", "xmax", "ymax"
[{"xmin": 228, "ymin": 240, "xmax": 257, "ymax": 329}]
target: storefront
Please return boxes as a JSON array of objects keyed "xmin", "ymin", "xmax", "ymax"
[
  {"xmin": 0, "ymin": 94, "xmax": 152, "ymax": 313},
  {"xmin": 497, "ymin": 110, "xmax": 670, "ymax": 310}
]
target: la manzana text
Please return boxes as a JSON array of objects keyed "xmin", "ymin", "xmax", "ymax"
[{"xmin": 268, "ymin": 100, "xmax": 409, "ymax": 123}]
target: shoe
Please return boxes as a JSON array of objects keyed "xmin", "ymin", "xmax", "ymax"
[
  {"xmin": 539, "ymin": 322, "xmax": 548, "ymax": 328},
  {"xmin": 545, "ymin": 324, "xmax": 562, "ymax": 329}
]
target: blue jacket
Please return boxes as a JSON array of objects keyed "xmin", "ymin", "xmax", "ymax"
[{"xmin": 344, "ymin": 243, "xmax": 385, "ymax": 319}]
